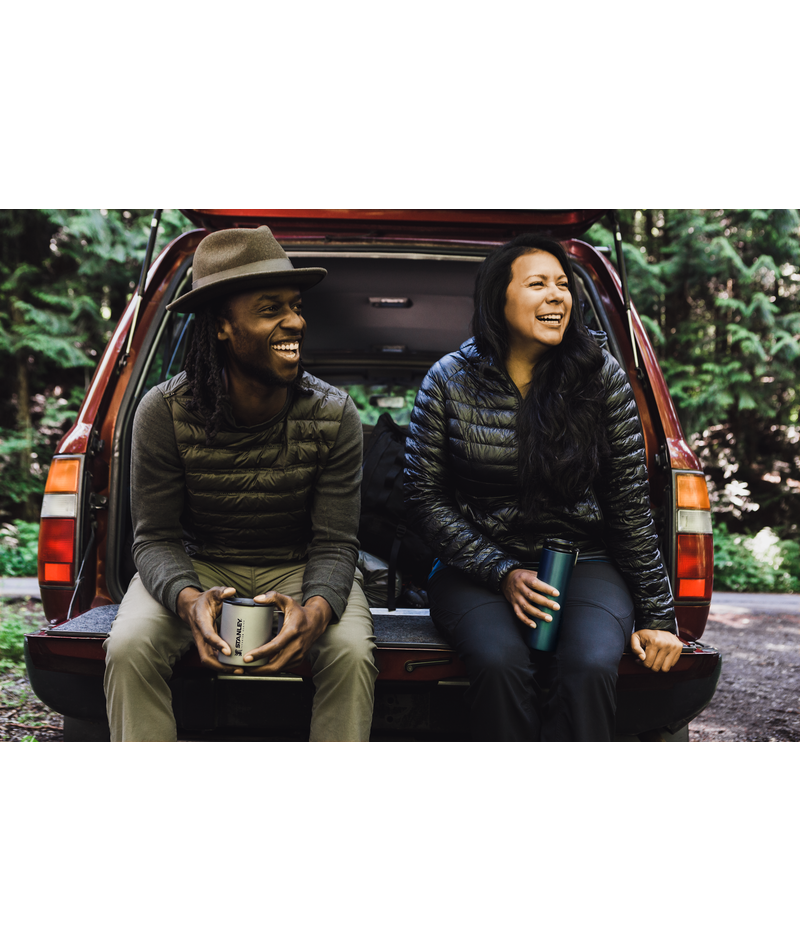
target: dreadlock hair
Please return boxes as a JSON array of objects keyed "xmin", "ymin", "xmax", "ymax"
[
  {"xmin": 471, "ymin": 234, "xmax": 609, "ymax": 518},
  {"xmin": 183, "ymin": 301, "xmax": 231, "ymax": 445}
]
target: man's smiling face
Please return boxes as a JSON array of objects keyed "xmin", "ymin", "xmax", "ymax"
[{"xmin": 216, "ymin": 285, "xmax": 305, "ymax": 389}]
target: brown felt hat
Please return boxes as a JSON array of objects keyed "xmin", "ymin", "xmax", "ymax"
[{"xmin": 167, "ymin": 225, "xmax": 327, "ymax": 313}]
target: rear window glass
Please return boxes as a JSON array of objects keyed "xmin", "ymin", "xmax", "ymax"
[
  {"xmin": 337, "ymin": 383, "xmax": 418, "ymax": 427},
  {"xmin": 140, "ymin": 312, "xmax": 194, "ymax": 394}
]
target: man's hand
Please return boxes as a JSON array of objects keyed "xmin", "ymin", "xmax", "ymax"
[
  {"xmin": 501, "ymin": 568, "xmax": 560, "ymax": 628},
  {"xmin": 630, "ymin": 628, "xmax": 683, "ymax": 672},
  {"xmin": 176, "ymin": 585, "xmax": 237, "ymax": 671},
  {"xmin": 238, "ymin": 592, "xmax": 333, "ymax": 674}
]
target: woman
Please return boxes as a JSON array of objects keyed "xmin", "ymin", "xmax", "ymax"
[{"xmin": 404, "ymin": 234, "xmax": 682, "ymax": 741}]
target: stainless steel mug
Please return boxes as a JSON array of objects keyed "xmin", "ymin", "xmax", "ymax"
[
  {"xmin": 525, "ymin": 539, "xmax": 579, "ymax": 653},
  {"xmin": 217, "ymin": 598, "xmax": 276, "ymax": 668}
]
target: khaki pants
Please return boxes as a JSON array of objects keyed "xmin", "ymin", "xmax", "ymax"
[{"xmin": 103, "ymin": 560, "xmax": 378, "ymax": 742}]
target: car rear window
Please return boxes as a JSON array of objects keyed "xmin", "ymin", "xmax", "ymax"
[{"xmin": 335, "ymin": 382, "xmax": 418, "ymax": 426}]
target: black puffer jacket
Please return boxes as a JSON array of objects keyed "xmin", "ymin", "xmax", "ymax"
[{"xmin": 404, "ymin": 336, "xmax": 676, "ymax": 632}]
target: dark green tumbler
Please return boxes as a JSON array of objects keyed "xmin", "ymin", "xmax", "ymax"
[{"xmin": 525, "ymin": 539, "xmax": 579, "ymax": 653}]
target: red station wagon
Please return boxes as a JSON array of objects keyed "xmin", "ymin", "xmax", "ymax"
[{"xmin": 25, "ymin": 209, "xmax": 720, "ymax": 741}]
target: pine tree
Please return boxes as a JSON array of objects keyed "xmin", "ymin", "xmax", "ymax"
[
  {"xmin": 587, "ymin": 210, "xmax": 800, "ymax": 537},
  {"xmin": 0, "ymin": 209, "xmax": 187, "ymax": 520}
]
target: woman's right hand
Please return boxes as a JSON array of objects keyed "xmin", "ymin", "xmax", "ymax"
[{"xmin": 501, "ymin": 569, "xmax": 560, "ymax": 628}]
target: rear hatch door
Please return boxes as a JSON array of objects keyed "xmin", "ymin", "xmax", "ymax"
[{"xmin": 179, "ymin": 209, "xmax": 610, "ymax": 243}]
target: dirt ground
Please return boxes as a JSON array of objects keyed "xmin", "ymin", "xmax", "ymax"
[
  {"xmin": 0, "ymin": 599, "xmax": 64, "ymax": 742},
  {"xmin": 689, "ymin": 609, "xmax": 800, "ymax": 742},
  {"xmin": 2, "ymin": 598, "xmax": 799, "ymax": 742}
]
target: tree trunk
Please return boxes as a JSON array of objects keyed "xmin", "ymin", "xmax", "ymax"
[{"xmin": 11, "ymin": 300, "xmax": 36, "ymax": 521}]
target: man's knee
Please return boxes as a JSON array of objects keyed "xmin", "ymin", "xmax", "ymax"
[
  {"xmin": 319, "ymin": 620, "xmax": 376, "ymax": 668},
  {"xmin": 104, "ymin": 600, "xmax": 189, "ymax": 678},
  {"xmin": 104, "ymin": 626, "xmax": 174, "ymax": 688},
  {"xmin": 105, "ymin": 622, "xmax": 161, "ymax": 665},
  {"xmin": 311, "ymin": 600, "xmax": 377, "ymax": 683}
]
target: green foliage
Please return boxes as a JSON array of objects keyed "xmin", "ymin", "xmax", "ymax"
[
  {"xmin": 587, "ymin": 210, "xmax": 800, "ymax": 433},
  {"xmin": 713, "ymin": 523, "xmax": 800, "ymax": 592},
  {"xmin": 0, "ymin": 209, "xmax": 191, "ymax": 520},
  {"xmin": 0, "ymin": 611, "xmax": 26, "ymax": 671},
  {"xmin": 344, "ymin": 383, "xmax": 418, "ymax": 426},
  {"xmin": 586, "ymin": 210, "xmax": 800, "ymax": 539},
  {"xmin": 3, "ymin": 299, "xmax": 95, "ymax": 367},
  {"xmin": 0, "ymin": 387, "xmax": 85, "ymax": 512},
  {"xmin": 0, "ymin": 521, "xmax": 39, "ymax": 576},
  {"xmin": 0, "ymin": 598, "xmax": 46, "ymax": 673}
]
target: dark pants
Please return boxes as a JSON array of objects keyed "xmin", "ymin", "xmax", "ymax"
[{"xmin": 428, "ymin": 561, "xmax": 635, "ymax": 741}]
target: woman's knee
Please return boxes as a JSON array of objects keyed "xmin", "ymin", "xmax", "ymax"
[
  {"xmin": 450, "ymin": 604, "xmax": 529, "ymax": 670},
  {"xmin": 557, "ymin": 600, "xmax": 629, "ymax": 683}
]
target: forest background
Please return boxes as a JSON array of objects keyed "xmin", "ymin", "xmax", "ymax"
[{"xmin": 0, "ymin": 208, "xmax": 798, "ymax": 591}]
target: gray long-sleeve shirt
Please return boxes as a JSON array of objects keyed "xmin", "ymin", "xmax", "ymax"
[{"xmin": 129, "ymin": 378, "xmax": 363, "ymax": 622}]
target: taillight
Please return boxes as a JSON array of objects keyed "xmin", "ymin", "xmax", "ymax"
[
  {"xmin": 673, "ymin": 471, "xmax": 713, "ymax": 600},
  {"xmin": 38, "ymin": 456, "xmax": 83, "ymax": 587}
]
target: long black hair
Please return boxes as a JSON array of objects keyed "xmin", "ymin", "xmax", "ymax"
[{"xmin": 471, "ymin": 234, "xmax": 608, "ymax": 515}]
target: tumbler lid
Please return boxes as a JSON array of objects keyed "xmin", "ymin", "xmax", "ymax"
[
  {"xmin": 542, "ymin": 538, "xmax": 578, "ymax": 555},
  {"xmin": 223, "ymin": 597, "xmax": 270, "ymax": 608}
]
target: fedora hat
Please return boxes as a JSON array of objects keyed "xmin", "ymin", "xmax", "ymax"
[{"xmin": 167, "ymin": 225, "xmax": 327, "ymax": 313}]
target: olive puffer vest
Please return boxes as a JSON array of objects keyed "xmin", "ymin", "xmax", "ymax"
[
  {"xmin": 404, "ymin": 337, "xmax": 676, "ymax": 632},
  {"xmin": 159, "ymin": 371, "xmax": 350, "ymax": 564}
]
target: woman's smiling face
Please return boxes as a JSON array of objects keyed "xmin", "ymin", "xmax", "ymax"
[{"xmin": 503, "ymin": 250, "xmax": 572, "ymax": 363}]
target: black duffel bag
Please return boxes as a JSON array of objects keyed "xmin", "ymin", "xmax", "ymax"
[{"xmin": 359, "ymin": 412, "xmax": 433, "ymax": 609}]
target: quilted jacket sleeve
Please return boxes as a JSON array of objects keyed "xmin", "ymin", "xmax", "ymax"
[
  {"xmin": 595, "ymin": 353, "xmax": 676, "ymax": 632},
  {"xmin": 130, "ymin": 385, "xmax": 205, "ymax": 614},
  {"xmin": 405, "ymin": 359, "xmax": 522, "ymax": 592}
]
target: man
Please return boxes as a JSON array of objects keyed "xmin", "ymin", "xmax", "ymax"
[{"xmin": 103, "ymin": 226, "xmax": 378, "ymax": 741}]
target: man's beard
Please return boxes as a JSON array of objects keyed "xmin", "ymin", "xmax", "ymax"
[
  {"xmin": 237, "ymin": 357, "xmax": 307, "ymax": 395},
  {"xmin": 230, "ymin": 351, "xmax": 305, "ymax": 391}
]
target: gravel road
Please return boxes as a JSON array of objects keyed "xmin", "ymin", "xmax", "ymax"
[{"xmin": 689, "ymin": 606, "xmax": 800, "ymax": 741}]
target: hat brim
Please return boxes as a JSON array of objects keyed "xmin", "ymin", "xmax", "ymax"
[{"xmin": 166, "ymin": 265, "xmax": 327, "ymax": 313}]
